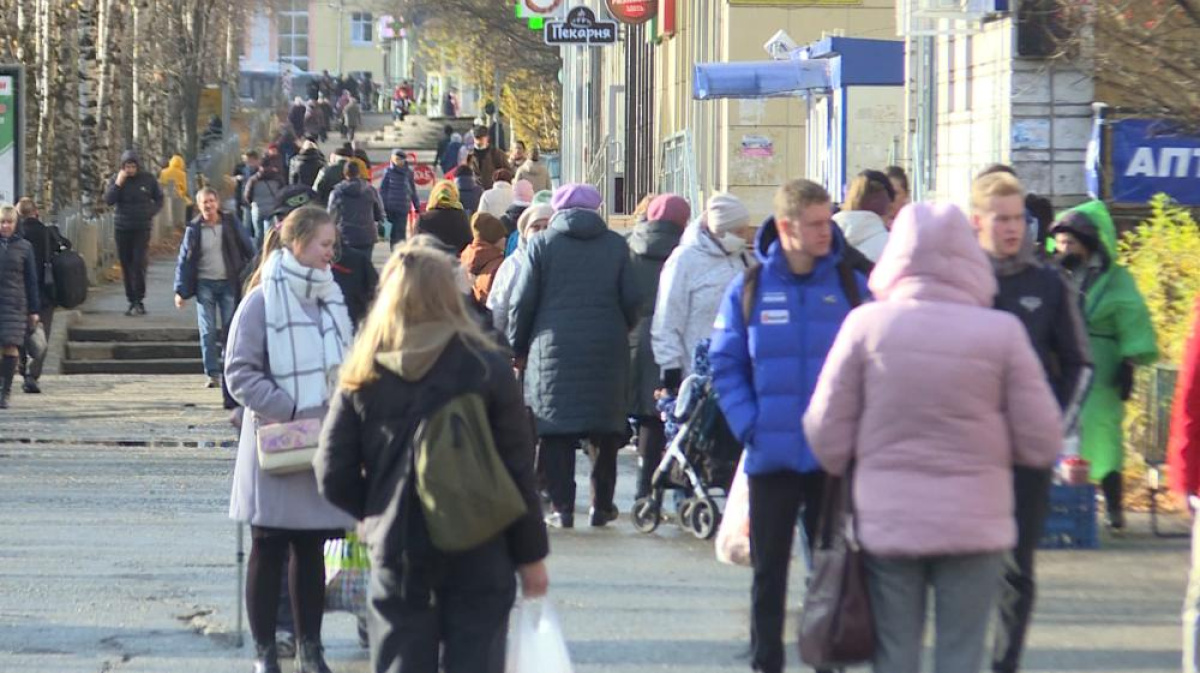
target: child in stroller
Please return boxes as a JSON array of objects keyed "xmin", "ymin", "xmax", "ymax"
[{"xmin": 632, "ymin": 339, "xmax": 741, "ymax": 539}]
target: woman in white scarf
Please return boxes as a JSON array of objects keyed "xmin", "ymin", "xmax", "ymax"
[{"xmin": 225, "ymin": 206, "xmax": 354, "ymax": 673}]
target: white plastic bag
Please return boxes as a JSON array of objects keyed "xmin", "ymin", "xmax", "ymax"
[
  {"xmin": 506, "ymin": 598, "xmax": 574, "ymax": 673},
  {"xmin": 715, "ymin": 454, "xmax": 751, "ymax": 567}
]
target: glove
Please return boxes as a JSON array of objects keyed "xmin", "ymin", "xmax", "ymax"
[{"xmin": 1117, "ymin": 360, "xmax": 1135, "ymax": 401}]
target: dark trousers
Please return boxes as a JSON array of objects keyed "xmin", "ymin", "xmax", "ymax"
[
  {"xmin": 1101, "ymin": 470, "xmax": 1123, "ymax": 519},
  {"xmin": 539, "ymin": 433, "xmax": 622, "ymax": 515},
  {"xmin": 992, "ymin": 467, "xmax": 1053, "ymax": 673},
  {"xmin": 115, "ymin": 228, "xmax": 151, "ymax": 304},
  {"xmin": 19, "ymin": 306, "xmax": 54, "ymax": 381},
  {"xmin": 386, "ymin": 209, "xmax": 408, "ymax": 247},
  {"xmin": 348, "ymin": 242, "xmax": 376, "ymax": 260},
  {"xmin": 748, "ymin": 470, "xmax": 827, "ymax": 673},
  {"xmin": 635, "ymin": 416, "xmax": 666, "ymax": 498},
  {"xmin": 245, "ymin": 528, "xmax": 328, "ymax": 647},
  {"xmin": 368, "ymin": 538, "xmax": 516, "ymax": 673}
]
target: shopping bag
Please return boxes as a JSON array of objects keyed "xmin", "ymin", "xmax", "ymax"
[
  {"xmin": 506, "ymin": 598, "xmax": 574, "ymax": 673},
  {"xmin": 715, "ymin": 454, "xmax": 751, "ymax": 567},
  {"xmin": 324, "ymin": 533, "xmax": 370, "ymax": 616}
]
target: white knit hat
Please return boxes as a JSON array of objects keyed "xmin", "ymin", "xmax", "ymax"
[{"xmin": 705, "ymin": 192, "xmax": 751, "ymax": 235}]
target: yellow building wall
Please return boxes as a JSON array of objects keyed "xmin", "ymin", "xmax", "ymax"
[
  {"xmin": 654, "ymin": 0, "xmax": 896, "ymax": 223},
  {"xmin": 308, "ymin": 3, "xmax": 386, "ymax": 81}
]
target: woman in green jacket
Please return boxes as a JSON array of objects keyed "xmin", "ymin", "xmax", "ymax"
[{"xmin": 1051, "ymin": 200, "xmax": 1158, "ymax": 530}]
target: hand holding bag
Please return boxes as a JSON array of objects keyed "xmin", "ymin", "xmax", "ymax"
[
  {"xmin": 714, "ymin": 454, "xmax": 751, "ymax": 567},
  {"xmin": 256, "ymin": 417, "xmax": 322, "ymax": 475},
  {"xmin": 797, "ymin": 463, "xmax": 875, "ymax": 669},
  {"xmin": 324, "ymin": 532, "xmax": 370, "ymax": 616},
  {"xmin": 506, "ymin": 597, "xmax": 574, "ymax": 673}
]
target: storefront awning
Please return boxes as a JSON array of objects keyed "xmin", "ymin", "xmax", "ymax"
[{"xmin": 693, "ymin": 60, "xmax": 830, "ymax": 100}]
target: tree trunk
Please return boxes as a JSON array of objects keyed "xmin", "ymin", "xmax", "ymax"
[{"xmin": 79, "ymin": 0, "xmax": 102, "ymax": 213}]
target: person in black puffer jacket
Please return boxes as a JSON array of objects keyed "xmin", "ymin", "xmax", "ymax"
[
  {"xmin": 103, "ymin": 149, "xmax": 164, "ymax": 316},
  {"xmin": 329, "ymin": 162, "xmax": 385, "ymax": 258},
  {"xmin": 509, "ymin": 184, "xmax": 641, "ymax": 529},
  {"xmin": 626, "ymin": 194, "xmax": 689, "ymax": 499},
  {"xmin": 14, "ymin": 198, "xmax": 62, "ymax": 394},
  {"xmin": 0, "ymin": 204, "xmax": 39, "ymax": 409},
  {"xmin": 289, "ymin": 137, "xmax": 327, "ymax": 189},
  {"xmin": 315, "ymin": 243, "xmax": 549, "ymax": 673}
]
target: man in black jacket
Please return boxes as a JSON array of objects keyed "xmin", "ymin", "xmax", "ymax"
[
  {"xmin": 971, "ymin": 171, "xmax": 1092, "ymax": 673},
  {"xmin": 104, "ymin": 149, "xmax": 164, "ymax": 316},
  {"xmin": 14, "ymin": 198, "xmax": 59, "ymax": 394},
  {"xmin": 289, "ymin": 136, "xmax": 326, "ymax": 188}
]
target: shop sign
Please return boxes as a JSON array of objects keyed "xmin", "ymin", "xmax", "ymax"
[{"xmin": 544, "ymin": 7, "xmax": 617, "ymax": 46}]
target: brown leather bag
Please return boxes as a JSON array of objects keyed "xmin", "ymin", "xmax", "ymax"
[{"xmin": 797, "ymin": 464, "xmax": 875, "ymax": 669}]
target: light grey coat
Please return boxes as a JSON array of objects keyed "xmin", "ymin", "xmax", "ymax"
[{"xmin": 226, "ymin": 287, "xmax": 356, "ymax": 530}]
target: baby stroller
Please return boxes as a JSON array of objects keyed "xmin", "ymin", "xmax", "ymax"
[{"xmin": 631, "ymin": 339, "xmax": 741, "ymax": 539}]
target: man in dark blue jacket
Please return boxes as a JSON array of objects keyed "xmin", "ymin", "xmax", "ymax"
[
  {"xmin": 709, "ymin": 179, "xmax": 868, "ymax": 673},
  {"xmin": 104, "ymin": 149, "xmax": 164, "ymax": 316},
  {"xmin": 173, "ymin": 187, "xmax": 254, "ymax": 389},
  {"xmin": 379, "ymin": 149, "xmax": 421, "ymax": 247}
]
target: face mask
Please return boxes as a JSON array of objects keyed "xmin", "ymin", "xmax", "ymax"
[
  {"xmin": 717, "ymin": 231, "xmax": 748, "ymax": 254},
  {"xmin": 1059, "ymin": 253, "xmax": 1084, "ymax": 271}
]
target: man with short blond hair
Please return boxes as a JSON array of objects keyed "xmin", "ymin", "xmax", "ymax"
[
  {"xmin": 971, "ymin": 170, "xmax": 1091, "ymax": 673},
  {"xmin": 710, "ymin": 178, "xmax": 870, "ymax": 673}
]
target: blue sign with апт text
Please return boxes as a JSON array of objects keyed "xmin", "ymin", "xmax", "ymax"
[{"xmin": 1110, "ymin": 118, "xmax": 1200, "ymax": 205}]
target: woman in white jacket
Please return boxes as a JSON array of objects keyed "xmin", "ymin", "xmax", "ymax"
[
  {"xmin": 487, "ymin": 204, "xmax": 554, "ymax": 338},
  {"xmin": 833, "ymin": 171, "xmax": 894, "ymax": 262}
]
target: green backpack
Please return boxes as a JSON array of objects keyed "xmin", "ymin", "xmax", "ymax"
[{"xmin": 413, "ymin": 393, "xmax": 528, "ymax": 553}]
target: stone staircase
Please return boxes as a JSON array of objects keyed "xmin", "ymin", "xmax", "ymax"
[{"xmin": 63, "ymin": 323, "xmax": 203, "ymax": 375}]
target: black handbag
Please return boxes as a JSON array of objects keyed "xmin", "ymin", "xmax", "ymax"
[{"xmin": 797, "ymin": 463, "xmax": 875, "ymax": 669}]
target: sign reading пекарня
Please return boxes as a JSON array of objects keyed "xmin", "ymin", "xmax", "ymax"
[{"xmin": 544, "ymin": 6, "xmax": 617, "ymax": 45}]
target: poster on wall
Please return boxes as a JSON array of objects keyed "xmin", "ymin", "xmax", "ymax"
[
  {"xmin": 0, "ymin": 68, "xmax": 22, "ymax": 205},
  {"xmin": 1107, "ymin": 118, "xmax": 1200, "ymax": 206}
]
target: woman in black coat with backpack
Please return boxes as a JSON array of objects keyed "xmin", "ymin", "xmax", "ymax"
[{"xmin": 0, "ymin": 203, "xmax": 40, "ymax": 409}]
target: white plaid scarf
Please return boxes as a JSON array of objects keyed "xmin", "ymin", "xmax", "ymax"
[{"xmin": 262, "ymin": 249, "xmax": 351, "ymax": 413}]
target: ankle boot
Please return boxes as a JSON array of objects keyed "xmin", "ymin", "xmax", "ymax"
[
  {"xmin": 252, "ymin": 642, "xmax": 281, "ymax": 673},
  {"xmin": 1101, "ymin": 471, "xmax": 1125, "ymax": 530},
  {"xmin": 0, "ymin": 355, "xmax": 16, "ymax": 409},
  {"xmin": 296, "ymin": 638, "xmax": 333, "ymax": 673}
]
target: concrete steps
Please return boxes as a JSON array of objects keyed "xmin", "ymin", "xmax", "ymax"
[{"xmin": 63, "ymin": 324, "xmax": 205, "ymax": 376}]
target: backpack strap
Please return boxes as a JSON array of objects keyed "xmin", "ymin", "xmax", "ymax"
[
  {"xmin": 836, "ymin": 260, "xmax": 863, "ymax": 309},
  {"xmin": 740, "ymin": 264, "xmax": 762, "ymax": 326}
]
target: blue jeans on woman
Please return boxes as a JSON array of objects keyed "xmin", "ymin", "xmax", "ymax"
[{"xmin": 196, "ymin": 279, "xmax": 237, "ymax": 377}]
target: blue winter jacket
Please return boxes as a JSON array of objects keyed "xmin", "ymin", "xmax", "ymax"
[
  {"xmin": 173, "ymin": 212, "xmax": 255, "ymax": 300},
  {"xmin": 379, "ymin": 163, "xmax": 420, "ymax": 216},
  {"xmin": 708, "ymin": 217, "xmax": 870, "ymax": 476}
]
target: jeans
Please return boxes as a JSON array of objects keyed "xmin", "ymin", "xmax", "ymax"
[
  {"xmin": 866, "ymin": 552, "xmax": 1004, "ymax": 673},
  {"xmin": 992, "ymin": 467, "xmax": 1052, "ymax": 672},
  {"xmin": 115, "ymin": 228, "xmax": 150, "ymax": 303},
  {"xmin": 539, "ymin": 433, "xmax": 622, "ymax": 515},
  {"xmin": 747, "ymin": 470, "xmax": 826, "ymax": 673},
  {"xmin": 195, "ymin": 279, "xmax": 236, "ymax": 377},
  {"xmin": 368, "ymin": 538, "xmax": 516, "ymax": 673},
  {"xmin": 1184, "ymin": 509, "xmax": 1200, "ymax": 672}
]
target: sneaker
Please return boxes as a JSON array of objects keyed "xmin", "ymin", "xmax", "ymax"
[
  {"xmin": 22, "ymin": 378, "xmax": 41, "ymax": 394},
  {"xmin": 275, "ymin": 631, "xmax": 296, "ymax": 659},
  {"xmin": 125, "ymin": 303, "xmax": 137, "ymax": 317},
  {"xmin": 135, "ymin": 302, "xmax": 147, "ymax": 316},
  {"xmin": 545, "ymin": 510, "xmax": 574, "ymax": 529},
  {"xmin": 589, "ymin": 506, "xmax": 620, "ymax": 528},
  {"xmin": 205, "ymin": 376, "xmax": 221, "ymax": 389}
]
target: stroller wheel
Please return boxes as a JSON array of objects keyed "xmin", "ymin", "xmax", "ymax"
[
  {"xmin": 677, "ymin": 499, "xmax": 696, "ymax": 532},
  {"xmin": 631, "ymin": 497, "xmax": 662, "ymax": 534},
  {"xmin": 690, "ymin": 500, "xmax": 719, "ymax": 540}
]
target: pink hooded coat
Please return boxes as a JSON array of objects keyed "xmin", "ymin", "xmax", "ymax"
[{"xmin": 803, "ymin": 202, "xmax": 1063, "ymax": 557}]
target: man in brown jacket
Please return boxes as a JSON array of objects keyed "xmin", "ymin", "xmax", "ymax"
[{"xmin": 467, "ymin": 125, "xmax": 511, "ymax": 190}]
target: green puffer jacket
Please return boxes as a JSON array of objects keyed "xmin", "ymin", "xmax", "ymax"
[{"xmin": 1061, "ymin": 200, "xmax": 1158, "ymax": 480}]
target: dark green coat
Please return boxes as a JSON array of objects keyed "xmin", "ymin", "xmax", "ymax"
[{"xmin": 626, "ymin": 220, "xmax": 683, "ymax": 417}]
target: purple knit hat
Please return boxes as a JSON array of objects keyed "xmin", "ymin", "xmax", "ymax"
[{"xmin": 551, "ymin": 184, "xmax": 603, "ymax": 212}]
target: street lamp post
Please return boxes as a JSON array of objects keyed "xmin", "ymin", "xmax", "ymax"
[{"xmin": 329, "ymin": 0, "xmax": 344, "ymax": 74}]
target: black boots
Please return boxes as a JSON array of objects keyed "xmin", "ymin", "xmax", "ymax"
[
  {"xmin": 252, "ymin": 642, "xmax": 281, "ymax": 673},
  {"xmin": 296, "ymin": 639, "xmax": 333, "ymax": 673},
  {"xmin": 0, "ymin": 354, "xmax": 16, "ymax": 409},
  {"xmin": 1101, "ymin": 471, "xmax": 1125, "ymax": 531}
]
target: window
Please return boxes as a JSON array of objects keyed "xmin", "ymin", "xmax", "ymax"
[
  {"xmin": 278, "ymin": 0, "xmax": 310, "ymax": 72},
  {"xmin": 351, "ymin": 12, "xmax": 373, "ymax": 45}
]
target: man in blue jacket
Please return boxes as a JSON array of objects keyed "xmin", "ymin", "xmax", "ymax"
[
  {"xmin": 710, "ymin": 179, "xmax": 868, "ymax": 673},
  {"xmin": 379, "ymin": 149, "xmax": 421, "ymax": 248}
]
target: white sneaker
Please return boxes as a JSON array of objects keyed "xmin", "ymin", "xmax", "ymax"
[{"xmin": 205, "ymin": 376, "xmax": 221, "ymax": 389}]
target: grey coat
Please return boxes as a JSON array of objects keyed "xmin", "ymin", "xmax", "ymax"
[
  {"xmin": 225, "ymin": 287, "xmax": 356, "ymax": 531},
  {"xmin": 509, "ymin": 209, "xmax": 640, "ymax": 435},
  {"xmin": 626, "ymin": 220, "xmax": 683, "ymax": 417},
  {"xmin": 0, "ymin": 235, "xmax": 38, "ymax": 347}
]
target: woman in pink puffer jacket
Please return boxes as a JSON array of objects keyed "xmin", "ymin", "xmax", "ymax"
[{"xmin": 803, "ymin": 202, "xmax": 1062, "ymax": 673}]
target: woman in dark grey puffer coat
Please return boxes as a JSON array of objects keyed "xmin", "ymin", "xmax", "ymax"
[
  {"xmin": 508, "ymin": 185, "xmax": 641, "ymax": 529},
  {"xmin": 0, "ymin": 204, "xmax": 39, "ymax": 409},
  {"xmin": 626, "ymin": 194, "xmax": 689, "ymax": 498}
]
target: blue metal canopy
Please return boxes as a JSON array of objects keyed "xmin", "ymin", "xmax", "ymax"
[{"xmin": 693, "ymin": 60, "xmax": 830, "ymax": 101}]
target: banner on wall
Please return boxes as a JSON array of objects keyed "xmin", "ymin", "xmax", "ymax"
[
  {"xmin": 606, "ymin": 0, "xmax": 657, "ymax": 23},
  {"xmin": 0, "ymin": 68, "xmax": 21, "ymax": 204},
  {"xmin": 1108, "ymin": 118, "xmax": 1200, "ymax": 206}
]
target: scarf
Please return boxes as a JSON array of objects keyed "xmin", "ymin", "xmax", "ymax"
[
  {"xmin": 262, "ymin": 249, "xmax": 352, "ymax": 413},
  {"xmin": 428, "ymin": 180, "xmax": 464, "ymax": 212}
]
